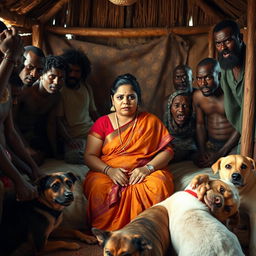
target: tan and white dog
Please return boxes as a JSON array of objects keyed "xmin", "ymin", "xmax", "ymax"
[
  {"xmin": 212, "ymin": 154, "xmax": 256, "ymax": 256},
  {"xmin": 92, "ymin": 205, "xmax": 170, "ymax": 256},
  {"xmin": 158, "ymin": 177, "xmax": 244, "ymax": 256}
]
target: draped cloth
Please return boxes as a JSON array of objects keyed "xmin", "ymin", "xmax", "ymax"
[{"xmin": 83, "ymin": 112, "xmax": 174, "ymax": 231}]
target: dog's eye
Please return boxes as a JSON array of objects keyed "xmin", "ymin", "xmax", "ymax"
[
  {"xmin": 241, "ymin": 164, "xmax": 247, "ymax": 169},
  {"xmin": 105, "ymin": 251, "xmax": 113, "ymax": 256},
  {"xmin": 219, "ymin": 186, "xmax": 225, "ymax": 194},
  {"xmin": 225, "ymin": 164, "xmax": 232, "ymax": 169},
  {"xmin": 51, "ymin": 182, "xmax": 60, "ymax": 192},
  {"xmin": 66, "ymin": 180, "xmax": 73, "ymax": 188},
  {"xmin": 224, "ymin": 205, "xmax": 231, "ymax": 212}
]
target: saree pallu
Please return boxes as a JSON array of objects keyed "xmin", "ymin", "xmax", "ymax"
[{"xmin": 84, "ymin": 112, "xmax": 174, "ymax": 231}]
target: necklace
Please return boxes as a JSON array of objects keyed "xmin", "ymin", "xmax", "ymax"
[
  {"xmin": 115, "ymin": 112, "xmax": 138, "ymax": 152},
  {"xmin": 0, "ymin": 88, "xmax": 10, "ymax": 104}
]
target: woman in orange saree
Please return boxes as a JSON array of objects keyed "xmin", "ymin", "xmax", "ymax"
[{"xmin": 84, "ymin": 74, "xmax": 174, "ymax": 231}]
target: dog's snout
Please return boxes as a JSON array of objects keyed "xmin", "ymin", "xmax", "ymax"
[
  {"xmin": 232, "ymin": 173, "xmax": 241, "ymax": 181},
  {"xmin": 64, "ymin": 191, "xmax": 74, "ymax": 201}
]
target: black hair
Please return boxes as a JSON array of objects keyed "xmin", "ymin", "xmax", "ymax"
[
  {"xmin": 42, "ymin": 55, "xmax": 68, "ymax": 75},
  {"xmin": 61, "ymin": 48, "xmax": 91, "ymax": 81},
  {"xmin": 174, "ymin": 64, "xmax": 192, "ymax": 74},
  {"xmin": 24, "ymin": 45, "xmax": 45, "ymax": 58},
  {"xmin": 110, "ymin": 73, "xmax": 142, "ymax": 104},
  {"xmin": 197, "ymin": 58, "xmax": 220, "ymax": 72},
  {"xmin": 213, "ymin": 20, "xmax": 241, "ymax": 37},
  {"xmin": 0, "ymin": 21, "xmax": 7, "ymax": 33}
]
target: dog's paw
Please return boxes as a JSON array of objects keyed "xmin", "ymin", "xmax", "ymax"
[
  {"xmin": 66, "ymin": 242, "xmax": 81, "ymax": 250},
  {"xmin": 82, "ymin": 235, "xmax": 98, "ymax": 244}
]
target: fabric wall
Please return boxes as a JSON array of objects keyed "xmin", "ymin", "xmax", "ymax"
[{"xmin": 46, "ymin": 33, "xmax": 189, "ymax": 118}]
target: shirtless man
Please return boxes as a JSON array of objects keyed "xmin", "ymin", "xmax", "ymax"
[
  {"xmin": 163, "ymin": 64, "xmax": 193, "ymax": 120},
  {"xmin": 19, "ymin": 45, "xmax": 45, "ymax": 87},
  {"xmin": 193, "ymin": 58, "xmax": 240, "ymax": 168},
  {"xmin": 14, "ymin": 55, "xmax": 67, "ymax": 164},
  {"xmin": 0, "ymin": 24, "xmax": 39, "ymax": 205}
]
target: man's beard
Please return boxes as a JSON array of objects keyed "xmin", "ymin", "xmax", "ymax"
[
  {"xmin": 218, "ymin": 48, "xmax": 242, "ymax": 70},
  {"xmin": 66, "ymin": 77, "xmax": 80, "ymax": 89}
]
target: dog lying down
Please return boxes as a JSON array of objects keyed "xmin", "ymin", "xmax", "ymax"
[
  {"xmin": 0, "ymin": 172, "xmax": 97, "ymax": 256},
  {"xmin": 157, "ymin": 175, "xmax": 244, "ymax": 256},
  {"xmin": 92, "ymin": 205, "xmax": 170, "ymax": 256}
]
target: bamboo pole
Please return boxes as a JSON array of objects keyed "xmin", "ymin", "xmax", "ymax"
[
  {"xmin": 32, "ymin": 24, "xmax": 43, "ymax": 48},
  {"xmin": 46, "ymin": 26, "xmax": 211, "ymax": 37},
  {"xmin": 240, "ymin": 0, "xmax": 256, "ymax": 157}
]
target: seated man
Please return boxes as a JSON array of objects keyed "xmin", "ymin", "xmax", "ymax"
[
  {"xmin": 57, "ymin": 49, "xmax": 99, "ymax": 164},
  {"xmin": 14, "ymin": 55, "xmax": 67, "ymax": 165},
  {"xmin": 163, "ymin": 64, "xmax": 193, "ymax": 120},
  {"xmin": 193, "ymin": 58, "xmax": 240, "ymax": 168},
  {"xmin": 19, "ymin": 45, "xmax": 45, "ymax": 87}
]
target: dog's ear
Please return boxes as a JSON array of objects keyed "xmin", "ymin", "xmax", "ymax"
[
  {"xmin": 66, "ymin": 172, "xmax": 78, "ymax": 184},
  {"xmin": 245, "ymin": 156, "xmax": 256, "ymax": 170},
  {"xmin": 227, "ymin": 210, "xmax": 240, "ymax": 228},
  {"xmin": 91, "ymin": 228, "xmax": 111, "ymax": 247},
  {"xmin": 211, "ymin": 158, "xmax": 223, "ymax": 174},
  {"xmin": 132, "ymin": 235, "xmax": 152, "ymax": 251},
  {"xmin": 35, "ymin": 175, "xmax": 52, "ymax": 194}
]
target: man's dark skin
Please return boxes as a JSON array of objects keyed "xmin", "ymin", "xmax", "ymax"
[
  {"xmin": 0, "ymin": 27, "xmax": 39, "ymax": 202},
  {"xmin": 163, "ymin": 65, "xmax": 193, "ymax": 119},
  {"xmin": 213, "ymin": 21, "xmax": 256, "ymax": 160},
  {"xmin": 193, "ymin": 59, "xmax": 240, "ymax": 167}
]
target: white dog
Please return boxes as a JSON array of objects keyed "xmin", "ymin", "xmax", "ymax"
[{"xmin": 158, "ymin": 178, "xmax": 244, "ymax": 256}]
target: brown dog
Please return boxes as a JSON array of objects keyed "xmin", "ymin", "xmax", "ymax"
[
  {"xmin": 211, "ymin": 155, "xmax": 256, "ymax": 256},
  {"xmin": 0, "ymin": 172, "xmax": 97, "ymax": 256},
  {"xmin": 92, "ymin": 205, "xmax": 170, "ymax": 256}
]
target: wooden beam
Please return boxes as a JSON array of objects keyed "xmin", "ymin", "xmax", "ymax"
[
  {"xmin": 38, "ymin": 0, "xmax": 70, "ymax": 24},
  {"xmin": 194, "ymin": 0, "xmax": 224, "ymax": 22},
  {"xmin": 32, "ymin": 24, "xmax": 43, "ymax": 48},
  {"xmin": 15, "ymin": 0, "xmax": 44, "ymax": 15},
  {"xmin": 0, "ymin": 7, "xmax": 36, "ymax": 29},
  {"xmin": 46, "ymin": 26, "xmax": 211, "ymax": 37},
  {"xmin": 241, "ymin": 0, "xmax": 256, "ymax": 157}
]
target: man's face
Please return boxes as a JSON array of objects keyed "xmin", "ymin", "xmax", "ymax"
[
  {"xmin": 40, "ymin": 68, "xmax": 65, "ymax": 94},
  {"xmin": 173, "ymin": 68, "xmax": 192, "ymax": 92},
  {"xmin": 19, "ymin": 51, "xmax": 44, "ymax": 86},
  {"xmin": 214, "ymin": 27, "xmax": 242, "ymax": 70},
  {"xmin": 170, "ymin": 95, "xmax": 191, "ymax": 126},
  {"xmin": 66, "ymin": 64, "xmax": 82, "ymax": 89},
  {"xmin": 196, "ymin": 63, "xmax": 219, "ymax": 97}
]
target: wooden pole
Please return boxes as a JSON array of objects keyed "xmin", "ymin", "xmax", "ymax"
[
  {"xmin": 208, "ymin": 26, "xmax": 215, "ymax": 58},
  {"xmin": 46, "ymin": 26, "xmax": 211, "ymax": 37},
  {"xmin": 32, "ymin": 24, "xmax": 43, "ymax": 48},
  {"xmin": 240, "ymin": 0, "xmax": 256, "ymax": 157}
]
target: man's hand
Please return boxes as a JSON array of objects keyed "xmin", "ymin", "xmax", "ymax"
[
  {"xmin": 190, "ymin": 174, "xmax": 210, "ymax": 201},
  {"xmin": 0, "ymin": 27, "xmax": 24, "ymax": 63}
]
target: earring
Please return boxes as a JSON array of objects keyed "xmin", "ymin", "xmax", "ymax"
[{"xmin": 110, "ymin": 105, "xmax": 116, "ymax": 112}]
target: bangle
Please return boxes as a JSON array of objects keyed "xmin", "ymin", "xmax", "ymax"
[
  {"xmin": 103, "ymin": 165, "xmax": 111, "ymax": 175},
  {"xmin": 2, "ymin": 56, "xmax": 18, "ymax": 67}
]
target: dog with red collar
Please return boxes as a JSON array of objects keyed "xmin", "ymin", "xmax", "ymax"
[{"xmin": 157, "ymin": 175, "xmax": 244, "ymax": 256}]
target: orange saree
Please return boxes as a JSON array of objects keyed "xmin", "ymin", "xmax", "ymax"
[{"xmin": 83, "ymin": 112, "xmax": 174, "ymax": 231}]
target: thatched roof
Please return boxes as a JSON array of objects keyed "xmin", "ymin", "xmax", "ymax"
[{"xmin": 0, "ymin": 0, "xmax": 248, "ymax": 30}]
